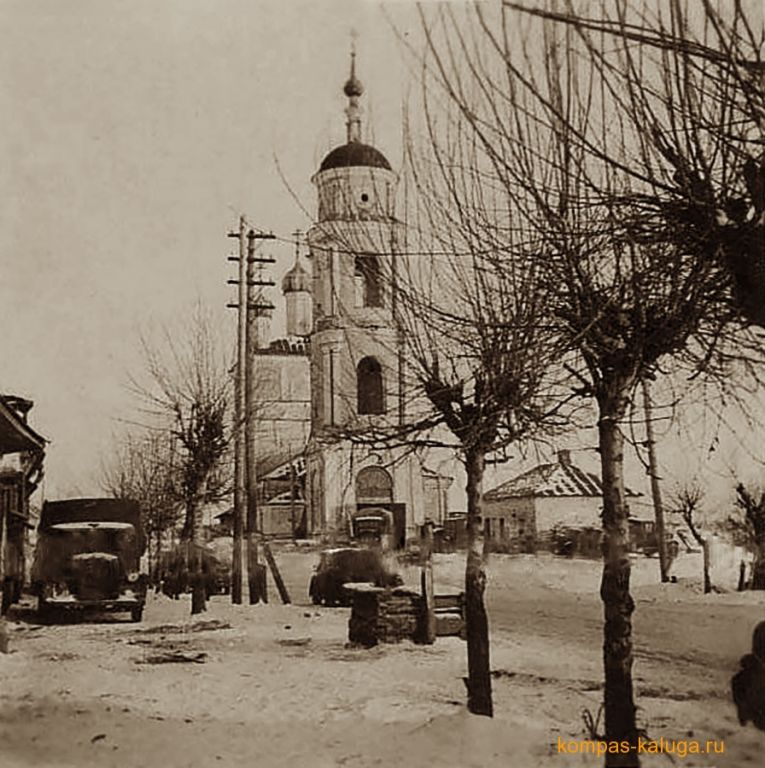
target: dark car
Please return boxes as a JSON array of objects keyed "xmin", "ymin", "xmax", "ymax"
[
  {"xmin": 32, "ymin": 499, "xmax": 148, "ymax": 622},
  {"xmin": 309, "ymin": 547, "xmax": 403, "ymax": 606}
]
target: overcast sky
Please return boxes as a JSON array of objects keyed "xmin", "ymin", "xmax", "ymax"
[
  {"xmin": 2, "ymin": 0, "xmax": 762, "ymax": 508},
  {"xmin": 1, "ymin": 0, "xmax": 417, "ymax": 498}
]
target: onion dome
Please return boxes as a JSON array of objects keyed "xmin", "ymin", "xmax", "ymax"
[
  {"xmin": 317, "ymin": 45, "xmax": 392, "ymax": 174},
  {"xmin": 281, "ymin": 259, "xmax": 311, "ymax": 294},
  {"xmin": 319, "ymin": 142, "xmax": 391, "ymax": 172},
  {"xmin": 344, "ymin": 73, "xmax": 364, "ymax": 98}
]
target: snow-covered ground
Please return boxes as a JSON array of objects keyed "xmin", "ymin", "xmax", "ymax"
[{"xmin": 1, "ymin": 550, "xmax": 763, "ymax": 767}]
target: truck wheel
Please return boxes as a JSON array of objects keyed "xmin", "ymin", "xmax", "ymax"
[
  {"xmin": 38, "ymin": 598, "xmax": 54, "ymax": 623},
  {"xmin": 130, "ymin": 605, "xmax": 144, "ymax": 622},
  {"xmin": 309, "ymin": 576, "xmax": 321, "ymax": 605}
]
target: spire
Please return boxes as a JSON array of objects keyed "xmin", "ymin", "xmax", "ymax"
[{"xmin": 343, "ymin": 37, "xmax": 363, "ymax": 143}]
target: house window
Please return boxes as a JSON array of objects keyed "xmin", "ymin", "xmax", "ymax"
[
  {"xmin": 357, "ymin": 357, "xmax": 385, "ymax": 415},
  {"xmin": 354, "ymin": 255, "xmax": 383, "ymax": 308},
  {"xmin": 499, "ymin": 518, "xmax": 506, "ymax": 541}
]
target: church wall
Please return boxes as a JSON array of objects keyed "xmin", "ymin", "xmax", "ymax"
[
  {"xmin": 253, "ymin": 351, "xmax": 311, "ymax": 460},
  {"xmin": 315, "ymin": 167, "xmax": 396, "ymax": 223},
  {"xmin": 310, "ymin": 326, "xmax": 399, "ymax": 432},
  {"xmin": 305, "ymin": 439, "xmax": 431, "ymax": 544},
  {"xmin": 285, "ymin": 292, "xmax": 312, "ymax": 337}
]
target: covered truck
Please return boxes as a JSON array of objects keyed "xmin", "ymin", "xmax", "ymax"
[{"xmin": 31, "ymin": 498, "xmax": 148, "ymax": 621}]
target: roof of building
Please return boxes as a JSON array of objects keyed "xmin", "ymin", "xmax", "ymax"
[
  {"xmin": 319, "ymin": 141, "xmax": 392, "ymax": 173},
  {"xmin": 484, "ymin": 451, "xmax": 641, "ymax": 501},
  {"xmin": 256, "ymin": 338, "xmax": 310, "ymax": 356},
  {"xmin": 0, "ymin": 394, "xmax": 46, "ymax": 455}
]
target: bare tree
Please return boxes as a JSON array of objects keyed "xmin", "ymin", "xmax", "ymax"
[
  {"xmin": 101, "ymin": 430, "xmax": 181, "ymax": 580},
  {"xmin": 318, "ymin": 98, "xmax": 575, "ymax": 717},
  {"xmin": 408, "ymin": 3, "xmax": 761, "ymax": 762},
  {"xmin": 731, "ymin": 483, "xmax": 765, "ymax": 589},
  {"xmin": 505, "ymin": 0, "xmax": 765, "ymax": 328},
  {"xmin": 129, "ymin": 303, "xmax": 233, "ymax": 614},
  {"xmin": 670, "ymin": 482, "xmax": 712, "ymax": 593}
]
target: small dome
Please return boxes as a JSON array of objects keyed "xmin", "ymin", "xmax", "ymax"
[
  {"xmin": 344, "ymin": 74, "xmax": 364, "ymax": 98},
  {"xmin": 319, "ymin": 142, "xmax": 391, "ymax": 173},
  {"xmin": 282, "ymin": 260, "xmax": 311, "ymax": 294}
]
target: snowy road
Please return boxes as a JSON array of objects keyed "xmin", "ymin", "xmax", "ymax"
[{"xmin": 1, "ymin": 549, "xmax": 763, "ymax": 768}]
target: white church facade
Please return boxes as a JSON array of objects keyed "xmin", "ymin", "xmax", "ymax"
[{"xmin": 252, "ymin": 52, "xmax": 453, "ymax": 547}]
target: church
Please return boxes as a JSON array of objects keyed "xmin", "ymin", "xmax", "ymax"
[{"xmin": 252, "ymin": 52, "xmax": 454, "ymax": 547}]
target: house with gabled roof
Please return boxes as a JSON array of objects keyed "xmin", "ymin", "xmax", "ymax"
[
  {"xmin": 482, "ymin": 449, "xmax": 644, "ymax": 548},
  {"xmin": 1, "ymin": 395, "xmax": 46, "ymax": 613}
]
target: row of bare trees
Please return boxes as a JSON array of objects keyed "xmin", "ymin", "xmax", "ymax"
[
  {"xmin": 351, "ymin": 1, "xmax": 765, "ymax": 763},
  {"xmin": 102, "ymin": 304, "xmax": 233, "ymax": 615}
]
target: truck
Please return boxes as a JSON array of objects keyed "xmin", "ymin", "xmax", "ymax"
[{"xmin": 31, "ymin": 498, "xmax": 148, "ymax": 621}]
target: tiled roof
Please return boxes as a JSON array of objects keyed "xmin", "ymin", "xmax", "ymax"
[{"xmin": 484, "ymin": 459, "xmax": 640, "ymax": 500}]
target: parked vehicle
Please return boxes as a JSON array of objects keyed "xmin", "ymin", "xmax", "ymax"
[
  {"xmin": 309, "ymin": 547, "xmax": 403, "ymax": 606},
  {"xmin": 349, "ymin": 508, "xmax": 393, "ymax": 550},
  {"xmin": 31, "ymin": 498, "xmax": 148, "ymax": 621},
  {"xmin": 156, "ymin": 543, "xmax": 231, "ymax": 599}
]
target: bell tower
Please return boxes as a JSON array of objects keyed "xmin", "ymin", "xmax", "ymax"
[
  {"xmin": 305, "ymin": 48, "xmax": 421, "ymax": 543},
  {"xmin": 307, "ymin": 49, "xmax": 404, "ymax": 435}
]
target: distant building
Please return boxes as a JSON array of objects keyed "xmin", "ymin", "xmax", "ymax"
[{"xmin": 483, "ymin": 449, "xmax": 643, "ymax": 549}]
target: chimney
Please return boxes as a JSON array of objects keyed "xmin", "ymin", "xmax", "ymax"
[{"xmin": 557, "ymin": 449, "xmax": 571, "ymax": 467}]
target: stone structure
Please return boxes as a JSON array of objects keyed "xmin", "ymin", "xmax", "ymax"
[{"xmin": 347, "ymin": 584, "xmax": 424, "ymax": 647}]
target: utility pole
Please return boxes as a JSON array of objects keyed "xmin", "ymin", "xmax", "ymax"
[
  {"xmin": 245, "ymin": 228, "xmax": 275, "ymax": 604},
  {"xmin": 642, "ymin": 379, "xmax": 670, "ymax": 583},
  {"xmin": 289, "ymin": 455, "xmax": 297, "ymax": 542},
  {"xmin": 226, "ymin": 216, "xmax": 247, "ymax": 604}
]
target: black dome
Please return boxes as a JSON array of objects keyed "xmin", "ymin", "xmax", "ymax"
[{"xmin": 319, "ymin": 142, "xmax": 391, "ymax": 173}]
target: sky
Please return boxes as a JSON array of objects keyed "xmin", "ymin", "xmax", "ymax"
[
  {"xmin": 1, "ymin": 0, "xmax": 417, "ymax": 498},
  {"xmin": 1, "ymin": 0, "xmax": 763, "ymax": 510}
]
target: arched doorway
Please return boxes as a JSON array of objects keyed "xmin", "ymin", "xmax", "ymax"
[
  {"xmin": 355, "ymin": 466, "xmax": 393, "ymax": 505},
  {"xmin": 355, "ymin": 467, "xmax": 405, "ymax": 549}
]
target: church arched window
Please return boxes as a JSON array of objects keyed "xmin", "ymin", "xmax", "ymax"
[
  {"xmin": 357, "ymin": 356, "xmax": 385, "ymax": 415},
  {"xmin": 354, "ymin": 255, "xmax": 383, "ymax": 308}
]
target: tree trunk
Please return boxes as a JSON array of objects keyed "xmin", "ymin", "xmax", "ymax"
[
  {"xmin": 738, "ymin": 560, "xmax": 747, "ymax": 592},
  {"xmin": 185, "ymin": 497, "xmax": 207, "ymax": 616},
  {"xmin": 0, "ymin": 502, "xmax": 7, "ymax": 619},
  {"xmin": 420, "ymin": 520, "xmax": 436, "ymax": 645},
  {"xmin": 464, "ymin": 448, "xmax": 493, "ymax": 717},
  {"xmin": 751, "ymin": 538, "xmax": 765, "ymax": 590},
  {"xmin": 702, "ymin": 539, "xmax": 712, "ymax": 594},
  {"xmin": 598, "ymin": 407, "xmax": 639, "ymax": 766},
  {"xmin": 247, "ymin": 533, "xmax": 267, "ymax": 604}
]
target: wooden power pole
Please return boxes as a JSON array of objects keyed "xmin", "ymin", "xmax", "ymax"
[
  {"xmin": 642, "ymin": 379, "xmax": 670, "ymax": 583},
  {"xmin": 244, "ymin": 228, "xmax": 275, "ymax": 604},
  {"xmin": 226, "ymin": 216, "xmax": 247, "ymax": 604}
]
